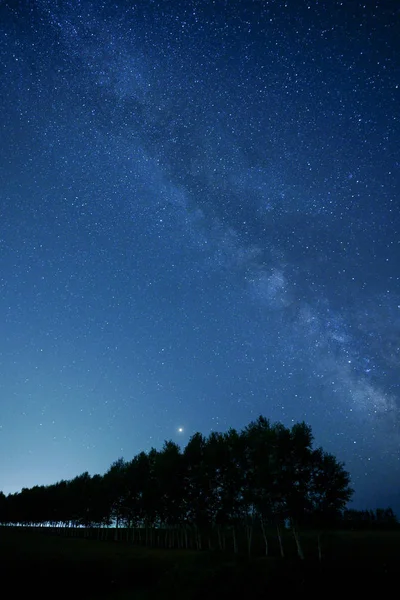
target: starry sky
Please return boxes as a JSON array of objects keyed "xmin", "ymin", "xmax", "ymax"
[{"xmin": 0, "ymin": 0, "xmax": 399, "ymax": 509}]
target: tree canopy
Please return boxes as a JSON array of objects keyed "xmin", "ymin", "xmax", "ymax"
[{"xmin": 0, "ymin": 417, "xmax": 357, "ymax": 556}]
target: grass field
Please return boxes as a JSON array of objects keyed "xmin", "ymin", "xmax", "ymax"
[{"xmin": 1, "ymin": 527, "xmax": 399, "ymax": 598}]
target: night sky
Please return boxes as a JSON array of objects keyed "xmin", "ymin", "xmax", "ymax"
[{"xmin": 1, "ymin": 0, "xmax": 399, "ymax": 509}]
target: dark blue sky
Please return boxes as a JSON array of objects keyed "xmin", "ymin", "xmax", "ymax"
[{"xmin": 0, "ymin": 0, "xmax": 399, "ymax": 508}]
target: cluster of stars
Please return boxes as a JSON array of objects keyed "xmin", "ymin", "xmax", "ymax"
[{"xmin": 0, "ymin": 0, "xmax": 398, "ymax": 509}]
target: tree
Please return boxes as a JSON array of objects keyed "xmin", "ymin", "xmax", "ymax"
[
  {"xmin": 310, "ymin": 449, "xmax": 353, "ymax": 521},
  {"xmin": 241, "ymin": 417, "xmax": 276, "ymax": 556},
  {"xmin": 0, "ymin": 415, "xmax": 357, "ymax": 558},
  {"xmin": 103, "ymin": 459, "xmax": 128, "ymax": 537},
  {"xmin": 183, "ymin": 432, "xmax": 215, "ymax": 548},
  {"xmin": 0, "ymin": 491, "xmax": 6, "ymax": 524},
  {"xmin": 309, "ymin": 448, "xmax": 353, "ymax": 559},
  {"xmin": 155, "ymin": 441, "xmax": 185, "ymax": 525},
  {"xmin": 210, "ymin": 428, "xmax": 247, "ymax": 552}
]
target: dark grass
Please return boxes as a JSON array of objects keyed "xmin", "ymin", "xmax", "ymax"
[{"xmin": 1, "ymin": 528, "xmax": 399, "ymax": 599}]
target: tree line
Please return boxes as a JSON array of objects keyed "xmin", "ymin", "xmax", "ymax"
[
  {"xmin": 0, "ymin": 416, "xmax": 372, "ymax": 558},
  {"xmin": 341, "ymin": 508, "xmax": 398, "ymax": 530}
]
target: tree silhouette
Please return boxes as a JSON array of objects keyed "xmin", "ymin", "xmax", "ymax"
[{"xmin": 0, "ymin": 415, "xmax": 360, "ymax": 556}]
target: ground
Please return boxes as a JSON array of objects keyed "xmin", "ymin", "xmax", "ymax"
[{"xmin": 1, "ymin": 528, "xmax": 398, "ymax": 598}]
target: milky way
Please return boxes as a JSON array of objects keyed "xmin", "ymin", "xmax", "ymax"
[{"xmin": 0, "ymin": 1, "xmax": 399, "ymax": 508}]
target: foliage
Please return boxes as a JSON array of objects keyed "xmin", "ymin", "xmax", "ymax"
[
  {"xmin": 0, "ymin": 416, "xmax": 358, "ymax": 555},
  {"xmin": 340, "ymin": 507, "xmax": 399, "ymax": 530}
]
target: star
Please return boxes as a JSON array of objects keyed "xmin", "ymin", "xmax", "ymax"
[{"xmin": 0, "ymin": 0, "xmax": 398, "ymax": 513}]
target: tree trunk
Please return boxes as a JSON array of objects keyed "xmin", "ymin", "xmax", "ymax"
[
  {"xmin": 317, "ymin": 532, "xmax": 322, "ymax": 562},
  {"xmin": 114, "ymin": 517, "xmax": 119, "ymax": 542},
  {"xmin": 246, "ymin": 522, "xmax": 253, "ymax": 559},
  {"xmin": 292, "ymin": 526, "xmax": 304, "ymax": 560},
  {"xmin": 276, "ymin": 523, "xmax": 284, "ymax": 558},
  {"xmin": 260, "ymin": 519, "xmax": 268, "ymax": 556},
  {"xmin": 232, "ymin": 526, "xmax": 238, "ymax": 554},
  {"xmin": 178, "ymin": 527, "xmax": 183, "ymax": 549},
  {"xmin": 217, "ymin": 526, "xmax": 222, "ymax": 550},
  {"xmin": 195, "ymin": 527, "xmax": 202, "ymax": 550}
]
